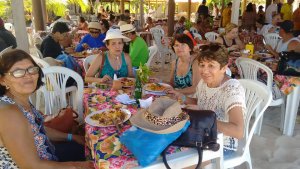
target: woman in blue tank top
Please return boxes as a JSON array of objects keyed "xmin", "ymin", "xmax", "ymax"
[
  {"xmin": 85, "ymin": 29, "xmax": 133, "ymax": 84},
  {"xmin": 167, "ymin": 34, "xmax": 201, "ymax": 96}
]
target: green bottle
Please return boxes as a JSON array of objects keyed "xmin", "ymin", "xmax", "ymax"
[{"xmin": 134, "ymin": 76, "xmax": 142, "ymax": 100}]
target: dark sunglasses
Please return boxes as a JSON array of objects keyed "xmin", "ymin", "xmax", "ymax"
[{"xmin": 6, "ymin": 66, "xmax": 39, "ymax": 78}]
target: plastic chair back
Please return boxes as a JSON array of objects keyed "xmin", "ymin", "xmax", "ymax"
[
  {"xmin": 83, "ymin": 55, "xmax": 97, "ymax": 72},
  {"xmin": 147, "ymin": 45, "xmax": 158, "ymax": 67},
  {"xmin": 224, "ymin": 79, "xmax": 272, "ymax": 169},
  {"xmin": 204, "ymin": 32, "xmax": 219, "ymax": 42},
  {"xmin": 264, "ymin": 33, "xmax": 281, "ymax": 50}
]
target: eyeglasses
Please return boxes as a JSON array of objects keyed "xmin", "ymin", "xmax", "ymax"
[{"xmin": 6, "ymin": 66, "xmax": 40, "ymax": 78}]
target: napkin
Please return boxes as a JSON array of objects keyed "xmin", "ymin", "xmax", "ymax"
[
  {"xmin": 139, "ymin": 97, "xmax": 153, "ymax": 109},
  {"xmin": 116, "ymin": 94, "xmax": 136, "ymax": 104}
]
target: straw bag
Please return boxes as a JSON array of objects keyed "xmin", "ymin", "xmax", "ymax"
[{"xmin": 162, "ymin": 109, "xmax": 220, "ymax": 169}]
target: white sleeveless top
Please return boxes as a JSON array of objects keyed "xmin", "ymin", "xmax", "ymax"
[
  {"xmin": 276, "ymin": 37, "xmax": 300, "ymax": 53},
  {"xmin": 195, "ymin": 79, "xmax": 246, "ymax": 151}
]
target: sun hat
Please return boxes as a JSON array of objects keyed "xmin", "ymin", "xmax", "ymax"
[
  {"xmin": 118, "ymin": 21, "xmax": 127, "ymax": 27},
  {"xmin": 88, "ymin": 22, "xmax": 101, "ymax": 30},
  {"xmin": 278, "ymin": 20, "xmax": 294, "ymax": 33},
  {"xmin": 130, "ymin": 98, "xmax": 189, "ymax": 134},
  {"xmin": 103, "ymin": 29, "xmax": 131, "ymax": 42},
  {"xmin": 120, "ymin": 24, "xmax": 136, "ymax": 34}
]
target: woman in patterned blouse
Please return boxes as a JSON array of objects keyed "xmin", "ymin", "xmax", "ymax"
[{"xmin": 0, "ymin": 49, "xmax": 93, "ymax": 168}]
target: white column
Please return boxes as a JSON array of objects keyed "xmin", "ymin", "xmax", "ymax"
[
  {"xmin": 231, "ymin": 0, "xmax": 240, "ymax": 25},
  {"xmin": 11, "ymin": 0, "xmax": 29, "ymax": 53}
]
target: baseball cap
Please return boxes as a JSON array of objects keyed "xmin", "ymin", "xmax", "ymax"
[{"xmin": 278, "ymin": 20, "xmax": 294, "ymax": 33}]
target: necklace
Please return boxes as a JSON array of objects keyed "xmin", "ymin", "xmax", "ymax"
[{"xmin": 6, "ymin": 92, "xmax": 31, "ymax": 112}]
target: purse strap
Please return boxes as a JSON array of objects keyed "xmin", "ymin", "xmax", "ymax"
[{"xmin": 162, "ymin": 145, "xmax": 203, "ymax": 169}]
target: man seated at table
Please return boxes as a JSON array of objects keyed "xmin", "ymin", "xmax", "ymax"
[
  {"xmin": 120, "ymin": 24, "xmax": 149, "ymax": 68},
  {"xmin": 75, "ymin": 22, "xmax": 105, "ymax": 52},
  {"xmin": 215, "ymin": 23, "xmax": 244, "ymax": 52},
  {"xmin": 258, "ymin": 13, "xmax": 282, "ymax": 36},
  {"xmin": 40, "ymin": 22, "xmax": 70, "ymax": 59},
  {"xmin": 85, "ymin": 29, "xmax": 133, "ymax": 84},
  {"xmin": 266, "ymin": 20, "xmax": 300, "ymax": 57}
]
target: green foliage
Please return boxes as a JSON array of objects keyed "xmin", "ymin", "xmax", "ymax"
[
  {"xmin": 136, "ymin": 63, "xmax": 152, "ymax": 83},
  {"xmin": 185, "ymin": 20, "xmax": 193, "ymax": 30}
]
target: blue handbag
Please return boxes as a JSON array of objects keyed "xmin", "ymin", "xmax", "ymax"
[{"xmin": 120, "ymin": 121, "xmax": 190, "ymax": 167}]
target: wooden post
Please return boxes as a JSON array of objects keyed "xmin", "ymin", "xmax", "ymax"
[
  {"xmin": 11, "ymin": 0, "xmax": 29, "ymax": 52},
  {"xmin": 41, "ymin": 0, "xmax": 47, "ymax": 24},
  {"xmin": 121, "ymin": 0, "xmax": 125, "ymax": 13},
  {"xmin": 188, "ymin": 0, "xmax": 191, "ymax": 21},
  {"xmin": 168, "ymin": 0, "xmax": 175, "ymax": 36},
  {"xmin": 32, "ymin": 0, "xmax": 45, "ymax": 31},
  {"xmin": 140, "ymin": 0, "xmax": 145, "ymax": 28},
  {"xmin": 231, "ymin": 0, "xmax": 240, "ymax": 25}
]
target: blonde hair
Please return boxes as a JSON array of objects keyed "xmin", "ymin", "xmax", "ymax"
[{"xmin": 225, "ymin": 23, "xmax": 238, "ymax": 35}]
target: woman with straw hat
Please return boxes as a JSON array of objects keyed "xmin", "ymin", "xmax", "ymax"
[{"xmin": 85, "ymin": 29, "xmax": 133, "ymax": 84}]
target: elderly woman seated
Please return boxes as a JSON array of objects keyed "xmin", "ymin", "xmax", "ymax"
[
  {"xmin": 168, "ymin": 43, "xmax": 245, "ymax": 159},
  {"xmin": 75, "ymin": 22, "xmax": 106, "ymax": 52},
  {"xmin": 215, "ymin": 23, "xmax": 244, "ymax": 52},
  {"xmin": 85, "ymin": 29, "xmax": 133, "ymax": 84},
  {"xmin": 166, "ymin": 34, "xmax": 200, "ymax": 96},
  {"xmin": 266, "ymin": 20, "xmax": 300, "ymax": 58},
  {"xmin": 0, "ymin": 49, "xmax": 93, "ymax": 168}
]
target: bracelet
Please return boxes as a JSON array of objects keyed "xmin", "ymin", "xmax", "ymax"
[
  {"xmin": 181, "ymin": 95, "xmax": 187, "ymax": 103},
  {"xmin": 67, "ymin": 133, "xmax": 72, "ymax": 141}
]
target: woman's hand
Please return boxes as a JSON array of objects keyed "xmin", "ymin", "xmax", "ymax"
[
  {"xmin": 72, "ymin": 135, "xmax": 85, "ymax": 145},
  {"xmin": 165, "ymin": 87, "xmax": 183, "ymax": 100},
  {"xmin": 229, "ymin": 45, "xmax": 239, "ymax": 51},
  {"xmin": 100, "ymin": 75, "xmax": 112, "ymax": 83},
  {"xmin": 265, "ymin": 44, "xmax": 273, "ymax": 52},
  {"xmin": 68, "ymin": 161, "xmax": 94, "ymax": 169}
]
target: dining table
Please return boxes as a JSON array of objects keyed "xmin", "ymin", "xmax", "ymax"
[{"xmin": 83, "ymin": 86, "xmax": 224, "ymax": 169}]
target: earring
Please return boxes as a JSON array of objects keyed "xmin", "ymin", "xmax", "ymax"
[{"xmin": 5, "ymin": 85, "xmax": 9, "ymax": 90}]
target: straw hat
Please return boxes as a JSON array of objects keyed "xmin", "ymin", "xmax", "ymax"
[
  {"xmin": 118, "ymin": 21, "xmax": 127, "ymax": 27},
  {"xmin": 130, "ymin": 98, "xmax": 189, "ymax": 134},
  {"xmin": 120, "ymin": 24, "xmax": 136, "ymax": 34},
  {"xmin": 103, "ymin": 29, "xmax": 131, "ymax": 42},
  {"xmin": 88, "ymin": 22, "xmax": 101, "ymax": 30}
]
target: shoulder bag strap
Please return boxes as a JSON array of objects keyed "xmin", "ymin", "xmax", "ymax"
[{"xmin": 162, "ymin": 145, "xmax": 203, "ymax": 169}]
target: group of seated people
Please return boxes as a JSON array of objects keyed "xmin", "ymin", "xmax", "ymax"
[{"xmin": 2, "ymin": 12, "xmax": 300, "ymax": 167}]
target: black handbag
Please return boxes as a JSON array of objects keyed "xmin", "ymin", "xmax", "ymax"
[
  {"xmin": 162, "ymin": 109, "xmax": 220, "ymax": 169},
  {"xmin": 277, "ymin": 51, "xmax": 300, "ymax": 77}
]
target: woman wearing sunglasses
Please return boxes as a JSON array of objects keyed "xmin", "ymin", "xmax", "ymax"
[
  {"xmin": 0, "ymin": 49, "xmax": 93, "ymax": 169},
  {"xmin": 168, "ymin": 43, "xmax": 245, "ymax": 160},
  {"xmin": 75, "ymin": 22, "xmax": 106, "ymax": 52}
]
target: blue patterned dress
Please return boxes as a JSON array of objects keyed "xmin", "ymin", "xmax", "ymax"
[
  {"xmin": 100, "ymin": 52, "xmax": 129, "ymax": 78},
  {"xmin": 0, "ymin": 95, "xmax": 57, "ymax": 168},
  {"xmin": 173, "ymin": 58, "xmax": 193, "ymax": 89}
]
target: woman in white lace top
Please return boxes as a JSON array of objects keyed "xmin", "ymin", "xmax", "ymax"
[{"xmin": 169, "ymin": 43, "xmax": 246, "ymax": 158}]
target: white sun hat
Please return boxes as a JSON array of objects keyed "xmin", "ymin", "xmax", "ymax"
[
  {"xmin": 103, "ymin": 29, "xmax": 131, "ymax": 42},
  {"xmin": 120, "ymin": 24, "xmax": 136, "ymax": 34}
]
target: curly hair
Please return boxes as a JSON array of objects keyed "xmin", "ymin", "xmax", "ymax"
[{"xmin": 197, "ymin": 43, "xmax": 229, "ymax": 68}]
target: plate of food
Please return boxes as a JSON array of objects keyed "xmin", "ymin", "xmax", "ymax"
[
  {"xmin": 259, "ymin": 52, "xmax": 273, "ymax": 58},
  {"xmin": 143, "ymin": 83, "xmax": 171, "ymax": 93},
  {"xmin": 91, "ymin": 95, "xmax": 106, "ymax": 103},
  {"xmin": 85, "ymin": 108, "xmax": 131, "ymax": 127},
  {"xmin": 118, "ymin": 77, "xmax": 135, "ymax": 88}
]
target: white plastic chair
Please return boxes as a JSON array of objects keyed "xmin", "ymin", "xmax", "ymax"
[
  {"xmin": 235, "ymin": 57, "xmax": 285, "ymax": 135},
  {"xmin": 31, "ymin": 56, "xmax": 50, "ymax": 68},
  {"xmin": 4, "ymin": 23, "xmax": 14, "ymax": 32},
  {"xmin": 264, "ymin": 33, "xmax": 281, "ymax": 50},
  {"xmin": 146, "ymin": 45, "xmax": 158, "ymax": 67},
  {"xmin": 205, "ymin": 32, "xmax": 219, "ymax": 42},
  {"xmin": 36, "ymin": 66, "xmax": 84, "ymax": 122},
  {"xmin": 224, "ymin": 79, "xmax": 272, "ymax": 169},
  {"xmin": 193, "ymin": 33, "xmax": 202, "ymax": 41},
  {"xmin": 83, "ymin": 54, "xmax": 97, "ymax": 72},
  {"xmin": 0, "ymin": 46, "xmax": 13, "ymax": 56},
  {"xmin": 190, "ymin": 27, "xmax": 198, "ymax": 35}
]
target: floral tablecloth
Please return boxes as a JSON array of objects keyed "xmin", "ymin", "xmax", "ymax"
[{"xmin": 84, "ymin": 88, "xmax": 184, "ymax": 169}]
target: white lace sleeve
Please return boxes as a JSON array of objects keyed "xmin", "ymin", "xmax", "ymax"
[{"xmin": 224, "ymin": 80, "xmax": 246, "ymax": 116}]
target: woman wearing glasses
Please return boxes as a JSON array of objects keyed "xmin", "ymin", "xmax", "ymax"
[
  {"xmin": 75, "ymin": 22, "xmax": 106, "ymax": 52},
  {"xmin": 0, "ymin": 49, "xmax": 93, "ymax": 169},
  {"xmin": 166, "ymin": 34, "xmax": 200, "ymax": 96},
  {"xmin": 85, "ymin": 29, "xmax": 133, "ymax": 84},
  {"xmin": 168, "ymin": 44, "xmax": 245, "ymax": 160}
]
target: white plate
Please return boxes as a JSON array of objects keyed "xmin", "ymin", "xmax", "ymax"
[
  {"xmin": 85, "ymin": 108, "xmax": 131, "ymax": 127},
  {"xmin": 143, "ymin": 83, "xmax": 171, "ymax": 93}
]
